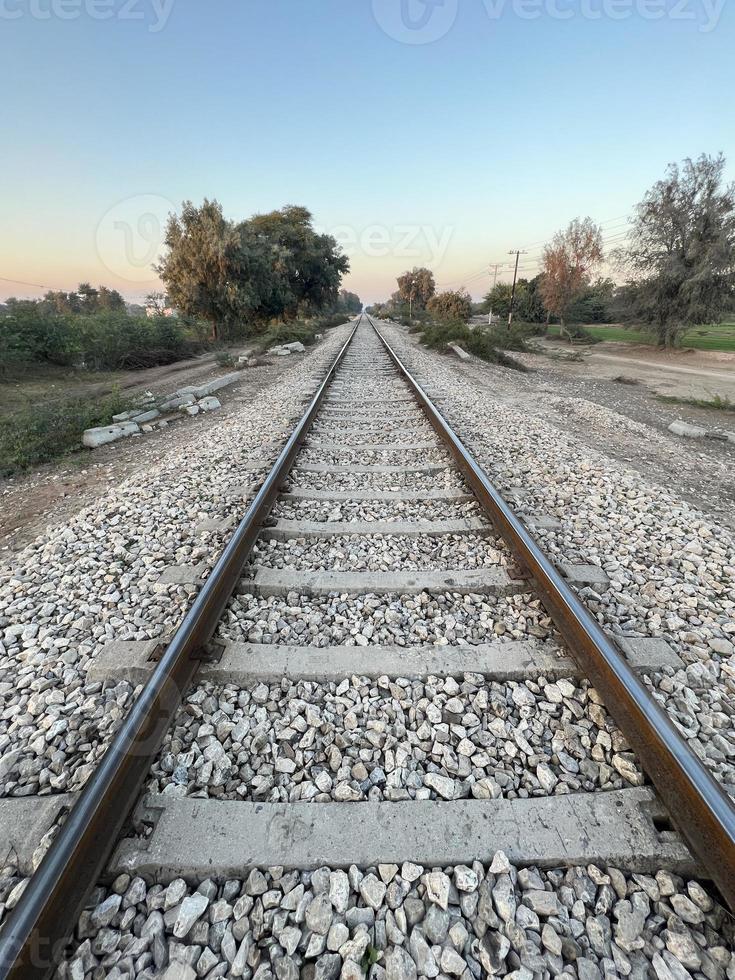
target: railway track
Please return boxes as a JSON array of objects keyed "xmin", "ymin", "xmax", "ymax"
[{"xmin": 1, "ymin": 314, "xmax": 734, "ymax": 978}]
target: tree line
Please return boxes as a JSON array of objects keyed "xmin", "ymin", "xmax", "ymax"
[
  {"xmin": 370, "ymin": 154, "xmax": 735, "ymax": 347},
  {"xmin": 1, "ymin": 202, "xmax": 359, "ymax": 373}
]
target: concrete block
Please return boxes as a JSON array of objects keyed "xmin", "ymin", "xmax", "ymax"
[
  {"xmin": 283, "ymin": 341, "xmax": 306, "ymax": 353},
  {"xmin": 112, "ymin": 410, "xmax": 136, "ymax": 422},
  {"xmin": 0, "ymin": 795, "xmax": 77, "ymax": 873},
  {"xmin": 525, "ymin": 515, "xmax": 563, "ymax": 530},
  {"xmin": 160, "ymin": 393, "xmax": 196, "ymax": 411},
  {"xmin": 559, "ymin": 562, "xmax": 610, "ymax": 589},
  {"xmin": 281, "ymin": 489, "xmax": 475, "ymax": 503},
  {"xmin": 295, "ymin": 463, "xmax": 449, "ymax": 475},
  {"xmin": 111, "ymin": 787, "xmax": 695, "ymax": 880},
  {"xmin": 198, "ymin": 396, "xmax": 221, "ymax": 412},
  {"xmin": 132, "ymin": 409, "xmax": 161, "ymax": 424},
  {"xmin": 158, "ymin": 563, "xmax": 207, "ymax": 585},
  {"xmin": 615, "ymin": 635, "xmax": 684, "ymax": 671},
  {"xmin": 88, "ymin": 635, "xmax": 686, "ymax": 688},
  {"xmin": 448, "ymin": 343, "xmax": 471, "ymax": 361},
  {"xmin": 82, "ymin": 421, "xmax": 139, "ymax": 448},
  {"xmin": 239, "ymin": 567, "xmax": 520, "ymax": 599},
  {"xmin": 668, "ymin": 420, "xmax": 707, "ymax": 438},
  {"xmin": 305, "ymin": 441, "xmax": 436, "ymax": 453},
  {"xmin": 192, "ymin": 372, "xmax": 241, "ymax": 397},
  {"xmin": 87, "ymin": 639, "xmax": 160, "ymax": 685}
]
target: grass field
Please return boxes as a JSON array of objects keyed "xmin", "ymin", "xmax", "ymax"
[{"xmin": 546, "ymin": 320, "xmax": 735, "ymax": 352}]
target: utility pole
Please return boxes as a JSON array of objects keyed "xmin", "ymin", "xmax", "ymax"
[
  {"xmin": 507, "ymin": 250, "xmax": 527, "ymax": 328},
  {"xmin": 488, "ymin": 263, "xmax": 503, "ymax": 324}
]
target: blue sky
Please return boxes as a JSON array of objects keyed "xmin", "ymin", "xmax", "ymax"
[{"xmin": 1, "ymin": 0, "xmax": 733, "ymax": 303}]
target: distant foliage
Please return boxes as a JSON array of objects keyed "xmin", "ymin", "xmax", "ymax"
[
  {"xmin": 0, "ymin": 290, "xmax": 206, "ymax": 374},
  {"xmin": 426, "ymin": 289, "xmax": 472, "ymax": 323},
  {"xmin": 397, "ymin": 268, "xmax": 436, "ymax": 312},
  {"xmin": 616, "ymin": 154, "xmax": 735, "ymax": 347}
]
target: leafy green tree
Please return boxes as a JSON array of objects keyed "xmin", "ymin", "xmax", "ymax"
[
  {"xmin": 427, "ymin": 289, "xmax": 472, "ymax": 323},
  {"xmin": 156, "ymin": 199, "xmax": 263, "ymax": 339},
  {"xmin": 617, "ymin": 154, "xmax": 735, "ymax": 346},
  {"xmin": 567, "ymin": 277, "xmax": 615, "ymax": 323},
  {"xmin": 243, "ymin": 205, "xmax": 348, "ymax": 320},
  {"xmin": 397, "ymin": 267, "xmax": 436, "ymax": 314}
]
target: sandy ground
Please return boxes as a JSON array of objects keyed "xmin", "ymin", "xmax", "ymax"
[{"xmin": 540, "ymin": 338, "xmax": 735, "ymax": 401}]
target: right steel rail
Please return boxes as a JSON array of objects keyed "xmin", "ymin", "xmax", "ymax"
[{"xmin": 370, "ymin": 316, "xmax": 735, "ymax": 910}]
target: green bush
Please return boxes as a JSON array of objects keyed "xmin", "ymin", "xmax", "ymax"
[
  {"xmin": 416, "ymin": 320, "xmax": 529, "ymax": 372},
  {"xmin": 261, "ymin": 323, "xmax": 319, "ymax": 350},
  {"xmin": 0, "ymin": 303, "xmax": 207, "ymax": 374},
  {"xmin": 0, "ymin": 390, "xmax": 134, "ymax": 477}
]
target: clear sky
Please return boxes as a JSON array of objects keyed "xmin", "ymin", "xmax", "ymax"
[{"xmin": 1, "ymin": 0, "xmax": 733, "ymax": 304}]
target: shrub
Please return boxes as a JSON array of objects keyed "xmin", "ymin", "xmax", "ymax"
[
  {"xmin": 261, "ymin": 322, "xmax": 319, "ymax": 350},
  {"xmin": 416, "ymin": 320, "xmax": 530, "ymax": 372},
  {"xmin": 0, "ymin": 390, "xmax": 133, "ymax": 477}
]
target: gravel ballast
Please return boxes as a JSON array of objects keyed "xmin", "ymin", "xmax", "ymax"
[{"xmin": 9, "ymin": 854, "xmax": 732, "ymax": 980}]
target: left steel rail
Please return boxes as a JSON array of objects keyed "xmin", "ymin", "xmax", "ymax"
[{"xmin": 0, "ymin": 318, "xmax": 361, "ymax": 980}]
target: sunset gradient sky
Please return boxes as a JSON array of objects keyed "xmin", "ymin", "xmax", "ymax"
[{"xmin": 1, "ymin": 0, "xmax": 734, "ymax": 304}]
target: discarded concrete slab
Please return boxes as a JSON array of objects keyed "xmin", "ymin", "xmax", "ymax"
[
  {"xmin": 198, "ymin": 396, "xmax": 221, "ymax": 412},
  {"xmin": 262, "ymin": 518, "xmax": 490, "ymax": 540},
  {"xmin": 82, "ymin": 421, "xmax": 139, "ymax": 448},
  {"xmin": 668, "ymin": 420, "xmax": 707, "ymax": 439},
  {"xmin": 448, "ymin": 343, "xmax": 471, "ymax": 361},
  {"xmin": 178, "ymin": 372, "xmax": 242, "ymax": 399},
  {"xmin": 88, "ymin": 635, "xmax": 683, "ymax": 686},
  {"xmin": 0, "ymin": 795, "xmax": 76, "ymax": 874},
  {"xmin": 159, "ymin": 393, "xmax": 196, "ymax": 412},
  {"xmin": 111, "ymin": 787, "xmax": 695, "ymax": 879},
  {"xmin": 238, "ymin": 567, "xmax": 520, "ymax": 598},
  {"xmin": 132, "ymin": 409, "xmax": 161, "ymax": 424}
]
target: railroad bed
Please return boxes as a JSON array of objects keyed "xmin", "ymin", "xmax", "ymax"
[{"xmin": 1, "ymin": 317, "xmax": 734, "ymax": 979}]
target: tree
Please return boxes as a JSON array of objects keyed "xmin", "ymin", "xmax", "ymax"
[
  {"xmin": 540, "ymin": 217, "xmax": 604, "ymax": 341},
  {"xmin": 156, "ymin": 199, "xmax": 267, "ymax": 340},
  {"xmin": 334, "ymin": 289, "xmax": 362, "ymax": 314},
  {"xmin": 397, "ymin": 267, "xmax": 436, "ymax": 315},
  {"xmin": 243, "ymin": 205, "xmax": 348, "ymax": 320},
  {"xmin": 567, "ymin": 277, "xmax": 615, "ymax": 324},
  {"xmin": 617, "ymin": 154, "xmax": 735, "ymax": 346},
  {"xmin": 427, "ymin": 289, "xmax": 472, "ymax": 323}
]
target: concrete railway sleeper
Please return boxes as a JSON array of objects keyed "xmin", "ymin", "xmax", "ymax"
[{"xmin": 0, "ymin": 314, "xmax": 734, "ymax": 979}]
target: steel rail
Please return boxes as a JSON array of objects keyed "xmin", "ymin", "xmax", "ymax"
[
  {"xmin": 0, "ymin": 318, "xmax": 362, "ymax": 980},
  {"xmin": 368, "ymin": 315, "xmax": 735, "ymax": 910}
]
